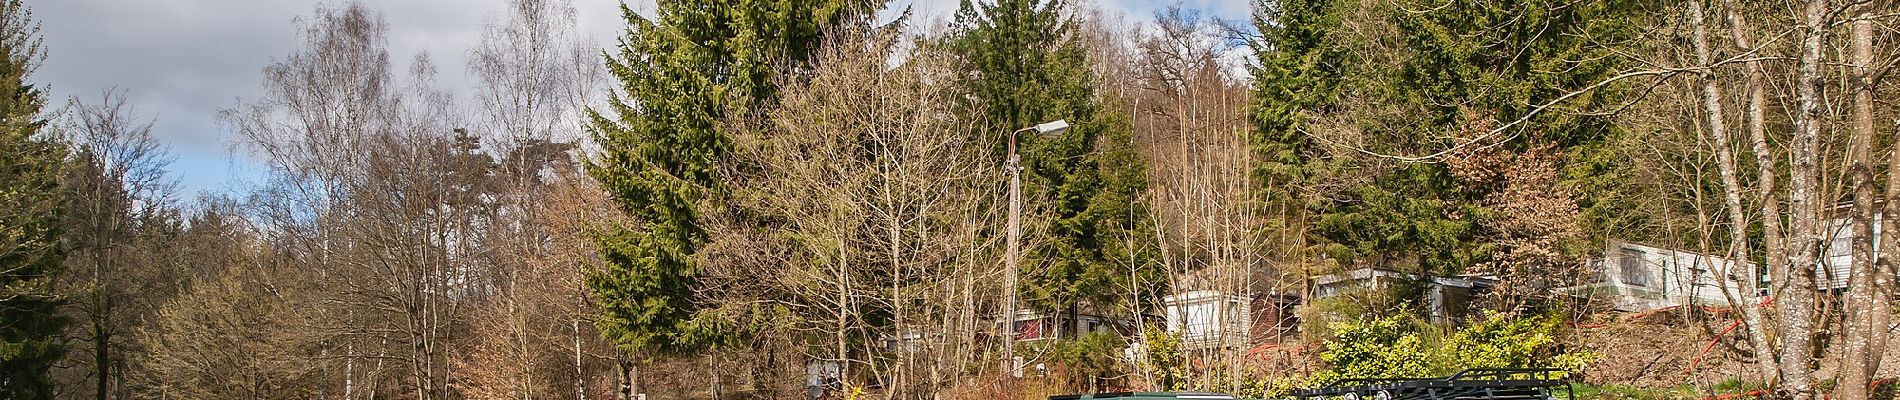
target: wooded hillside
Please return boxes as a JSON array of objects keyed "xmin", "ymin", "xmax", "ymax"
[{"xmin": 2, "ymin": 0, "xmax": 1898, "ymax": 399}]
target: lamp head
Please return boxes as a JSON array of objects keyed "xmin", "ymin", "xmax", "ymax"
[{"xmin": 1033, "ymin": 120, "xmax": 1069, "ymax": 136}]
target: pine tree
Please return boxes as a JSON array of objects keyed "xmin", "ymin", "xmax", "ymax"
[
  {"xmin": 0, "ymin": 0, "xmax": 66, "ymax": 397},
  {"xmin": 584, "ymin": 0, "xmax": 879, "ymax": 357},
  {"xmin": 948, "ymin": 0, "xmax": 1157, "ymax": 335}
]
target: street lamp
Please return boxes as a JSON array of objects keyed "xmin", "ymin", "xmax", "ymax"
[{"xmin": 1003, "ymin": 119, "xmax": 1067, "ymax": 381}]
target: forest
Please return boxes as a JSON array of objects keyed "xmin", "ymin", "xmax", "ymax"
[{"xmin": 1, "ymin": 0, "xmax": 1898, "ymax": 399}]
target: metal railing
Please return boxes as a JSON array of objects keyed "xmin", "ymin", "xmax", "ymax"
[{"xmin": 1293, "ymin": 368, "xmax": 1575, "ymax": 400}]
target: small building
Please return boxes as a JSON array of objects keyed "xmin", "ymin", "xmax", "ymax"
[
  {"xmin": 1162, "ymin": 290, "xmax": 1250, "ymax": 349},
  {"xmin": 1309, "ymin": 267, "xmax": 1495, "ymax": 324},
  {"xmin": 1008, "ymin": 308, "xmax": 1125, "ymax": 342},
  {"xmin": 1160, "ymin": 290, "xmax": 1300, "ymax": 350},
  {"xmin": 1576, "ymin": 240, "xmax": 1758, "ymax": 312}
]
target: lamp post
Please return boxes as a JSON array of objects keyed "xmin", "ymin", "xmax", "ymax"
[{"xmin": 1003, "ymin": 119, "xmax": 1068, "ymax": 385}]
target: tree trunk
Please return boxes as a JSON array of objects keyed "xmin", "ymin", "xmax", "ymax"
[
  {"xmin": 1838, "ymin": 3, "xmax": 1887, "ymax": 399},
  {"xmin": 94, "ymin": 319, "xmax": 109, "ymax": 400},
  {"xmin": 1722, "ymin": 0, "xmax": 1783, "ymax": 383},
  {"xmin": 1687, "ymin": 0, "xmax": 1778, "ymax": 384},
  {"xmin": 1778, "ymin": 1, "xmax": 1830, "ymax": 398},
  {"xmin": 615, "ymin": 355, "xmax": 633, "ymax": 400}
]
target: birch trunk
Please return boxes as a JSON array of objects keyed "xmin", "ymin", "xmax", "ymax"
[
  {"xmin": 1722, "ymin": 0, "xmax": 1783, "ymax": 383},
  {"xmin": 1838, "ymin": 3, "xmax": 1887, "ymax": 398},
  {"xmin": 1778, "ymin": 1, "xmax": 1830, "ymax": 397},
  {"xmin": 1687, "ymin": 0, "xmax": 1777, "ymax": 384}
]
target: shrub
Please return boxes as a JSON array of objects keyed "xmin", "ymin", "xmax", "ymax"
[
  {"xmin": 1307, "ymin": 311, "xmax": 1596, "ymax": 388},
  {"xmin": 1139, "ymin": 327, "xmax": 1188, "ymax": 391},
  {"xmin": 1042, "ymin": 331, "xmax": 1132, "ymax": 392},
  {"xmin": 1309, "ymin": 313, "xmax": 1440, "ymax": 386}
]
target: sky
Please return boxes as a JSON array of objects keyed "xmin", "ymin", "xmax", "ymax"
[{"xmin": 32, "ymin": 0, "xmax": 1253, "ymax": 199}]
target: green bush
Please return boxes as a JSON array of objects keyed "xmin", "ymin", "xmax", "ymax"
[
  {"xmin": 1443, "ymin": 311, "xmax": 1596, "ymax": 377},
  {"xmin": 1308, "ymin": 311, "xmax": 1596, "ymax": 388},
  {"xmin": 1300, "ymin": 282, "xmax": 1433, "ymax": 337},
  {"xmin": 1042, "ymin": 331, "xmax": 1131, "ymax": 392},
  {"xmin": 1309, "ymin": 313, "xmax": 1440, "ymax": 386},
  {"xmin": 1139, "ymin": 327, "xmax": 1188, "ymax": 391}
]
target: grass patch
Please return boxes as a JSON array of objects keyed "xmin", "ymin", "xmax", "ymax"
[{"xmin": 1564, "ymin": 383, "xmax": 1699, "ymax": 400}]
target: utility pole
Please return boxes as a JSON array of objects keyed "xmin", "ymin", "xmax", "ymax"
[
  {"xmin": 1004, "ymin": 145, "xmax": 1021, "ymax": 387},
  {"xmin": 1003, "ymin": 120, "xmax": 1067, "ymax": 395}
]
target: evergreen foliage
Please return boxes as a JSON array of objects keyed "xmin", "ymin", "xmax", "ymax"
[
  {"xmin": 1386, "ymin": 0, "xmax": 1643, "ymax": 253},
  {"xmin": 584, "ymin": 0, "xmax": 879, "ymax": 357},
  {"xmin": 0, "ymin": 0, "xmax": 65, "ymax": 397},
  {"xmin": 947, "ymin": 0, "xmax": 1158, "ymax": 328},
  {"xmin": 1250, "ymin": 0, "xmax": 1642, "ymax": 277},
  {"xmin": 1249, "ymin": 0, "xmax": 1343, "ymax": 221}
]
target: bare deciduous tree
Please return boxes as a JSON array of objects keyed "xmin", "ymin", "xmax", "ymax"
[
  {"xmin": 711, "ymin": 32, "xmax": 999, "ymax": 399},
  {"xmin": 1835, "ymin": 1, "xmax": 1891, "ymax": 398},
  {"xmin": 1116, "ymin": 6, "xmax": 1266, "ymax": 392},
  {"xmin": 52, "ymin": 88, "xmax": 180, "ymax": 400},
  {"xmin": 453, "ymin": 1, "xmax": 616, "ymax": 398},
  {"xmin": 226, "ymin": 4, "xmax": 492, "ymax": 399},
  {"xmin": 135, "ymin": 209, "xmax": 326, "ymax": 399}
]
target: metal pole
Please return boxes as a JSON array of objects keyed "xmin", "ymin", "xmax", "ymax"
[{"xmin": 1003, "ymin": 129, "xmax": 1022, "ymax": 391}]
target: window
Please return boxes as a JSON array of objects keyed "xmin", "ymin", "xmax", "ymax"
[{"xmin": 1620, "ymin": 248, "xmax": 1649, "ymax": 287}]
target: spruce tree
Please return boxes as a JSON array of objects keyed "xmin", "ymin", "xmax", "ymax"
[
  {"xmin": 948, "ymin": 0, "xmax": 1156, "ymax": 335},
  {"xmin": 0, "ymin": 0, "xmax": 66, "ymax": 397},
  {"xmin": 584, "ymin": 0, "xmax": 878, "ymax": 357},
  {"xmin": 1249, "ymin": 0, "xmax": 1345, "ymax": 267},
  {"xmin": 1384, "ymin": 0, "xmax": 1644, "ymax": 251},
  {"xmin": 1252, "ymin": 0, "xmax": 1639, "ymax": 278}
]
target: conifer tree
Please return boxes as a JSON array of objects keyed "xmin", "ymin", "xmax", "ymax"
[
  {"xmin": 948, "ymin": 0, "xmax": 1157, "ymax": 335},
  {"xmin": 1249, "ymin": 0, "xmax": 1345, "ymax": 269},
  {"xmin": 584, "ymin": 0, "xmax": 878, "ymax": 357},
  {"xmin": 1252, "ymin": 0, "xmax": 1639, "ymax": 279},
  {"xmin": 0, "ymin": 0, "xmax": 66, "ymax": 397}
]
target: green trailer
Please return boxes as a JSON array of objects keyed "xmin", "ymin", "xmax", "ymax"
[{"xmin": 1049, "ymin": 392, "xmax": 1241, "ymax": 400}]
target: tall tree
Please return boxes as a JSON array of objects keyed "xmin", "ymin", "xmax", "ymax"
[
  {"xmin": 1121, "ymin": 6, "xmax": 1269, "ymax": 392},
  {"xmin": 584, "ymin": 0, "xmax": 879, "ymax": 358},
  {"xmin": 0, "ymin": 0, "xmax": 65, "ymax": 397},
  {"xmin": 1684, "ymin": 0, "xmax": 1776, "ymax": 382},
  {"xmin": 948, "ymin": 0, "xmax": 1156, "ymax": 336},
  {"xmin": 1253, "ymin": 0, "xmax": 1641, "ymax": 301},
  {"xmin": 56, "ymin": 89, "xmax": 178, "ymax": 400},
  {"xmin": 228, "ymin": 4, "xmax": 495, "ymax": 398},
  {"xmin": 719, "ymin": 32, "xmax": 995, "ymax": 396},
  {"xmin": 1248, "ymin": 0, "xmax": 1345, "ymax": 295},
  {"xmin": 1836, "ymin": 1, "xmax": 1891, "ymax": 398},
  {"xmin": 455, "ymin": 1, "xmax": 618, "ymax": 399},
  {"xmin": 1774, "ymin": 1, "xmax": 1831, "ymax": 398}
]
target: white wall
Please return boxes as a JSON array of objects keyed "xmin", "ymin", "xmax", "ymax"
[
  {"xmin": 1163, "ymin": 290, "xmax": 1250, "ymax": 348},
  {"xmin": 1818, "ymin": 214, "xmax": 1884, "ymax": 291},
  {"xmin": 1597, "ymin": 240, "xmax": 1755, "ymax": 311}
]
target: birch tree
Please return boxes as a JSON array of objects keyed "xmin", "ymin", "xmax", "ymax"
[
  {"xmin": 1773, "ymin": 1, "xmax": 1831, "ymax": 397},
  {"xmin": 228, "ymin": 4, "xmax": 494, "ymax": 398},
  {"xmin": 1683, "ymin": 0, "xmax": 1777, "ymax": 382},
  {"xmin": 1122, "ymin": 7, "xmax": 1264, "ymax": 392},
  {"xmin": 1836, "ymin": 1, "xmax": 1892, "ymax": 398},
  {"xmin": 453, "ymin": 0, "xmax": 617, "ymax": 398}
]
